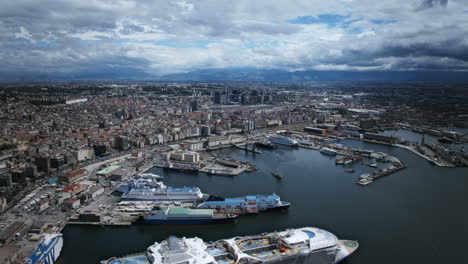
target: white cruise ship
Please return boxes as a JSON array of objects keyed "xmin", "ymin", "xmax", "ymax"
[
  {"xmin": 101, "ymin": 227, "xmax": 358, "ymax": 264},
  {"xmin": 116, "ymin": 173, "xmax": 165, "ymax": 193},
  {"xmin": 268, "ymin": 135, "xmax": 299, "ymax": 146},
  {"xmin": 120, "ymin": 187, "xmax": 209, "ymax": 202}
]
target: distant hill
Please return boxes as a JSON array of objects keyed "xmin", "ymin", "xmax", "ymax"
[
  {"xmin": 161, "ymin": 68, "xmax": 468, "ymax": 83},
  {"xmin": 1, "ymin": 67, "xmax": 468, "ymax": 83},
  {"xmin": 0, "ymin": 67, "xmax": 154, "ymax": 82}
]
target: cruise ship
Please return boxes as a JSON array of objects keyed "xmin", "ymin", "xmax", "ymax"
[
  {"xmin": 116, "ymin": 173, "xmax": 165, "ymax": 193},
  {"xmin": 197, "ymin": 194, "xmax": 290, "ymax": 214},
  {"xmin": 121, "ymin": 187, "xmax": 209, "ymax": 202},
  {"xmin": 320, "ymin": 147, "xmax": 337, "ymax": 156},
  {"xmin": 24, "ymin": 233, "xmax": 63, "ymax": 264},
  {"xmin": 268, "ymin": 135, "xmax": 298, "ymax": 147},
  {"xmin": 100, "ymin": 227, "xmax": 358, "ymax": 264},
  {"xmin": 135, "ymin": 207, "xmax": 238, "ymax": 224}
]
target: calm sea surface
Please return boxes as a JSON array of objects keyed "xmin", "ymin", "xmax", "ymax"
[{"xmin": 57, "ymin": 139, "xmax": 468, "ymax": 264}]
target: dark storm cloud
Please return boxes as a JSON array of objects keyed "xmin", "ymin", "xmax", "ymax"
[
  {"xmin": 120, "ymin": 24, "xmax": 145, "ymax": 35},
  {"xmin": 417, "ymin": 0, "xmax": 449, "ymax": 10}
]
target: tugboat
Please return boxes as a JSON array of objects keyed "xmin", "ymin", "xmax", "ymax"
[{"xmin": 272, "ymin": 171, "xmax": 283, "ymax": 180}]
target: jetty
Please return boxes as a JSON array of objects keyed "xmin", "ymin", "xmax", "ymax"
[
  {"xmin": 356, "ymin": 162, "xmax": 407, "ymax": 186},
  {"xmin": 335, "ymin": 154, "xmax": 364, "ymax": 165}
]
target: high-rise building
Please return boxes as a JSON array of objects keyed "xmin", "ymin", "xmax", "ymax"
[
  {"xmin": 35, "ymin": 157, "xmax": 50, "ymax": 173},
  {"xmin": 23, "ymin": 165, "xmax": 38, "ymax": 178},
  {"xmin": 241, "ymin": 95, "xmax": 249, "ymax": 105},
  {"xmin": 115, "ymin": 136, "xmax": 131, "ymax": 151},
  {"xmin": 0, "ymin": 173, "xmax": 13, "ymax": 188},
  {"xmin": 190, "ymin": 100, "xmax": 199, "ymax": 111},
  {"xmin": 94, "ymin": 144, "xmax": 107, "ymax": 157},
  {"xmin": 201, "ymin": 125, "xmax": 211, "ymax": 136},
  {"xmin": 213, "ymin": 92, "xmax": 222, "ymax": 104},
  {"xmin": 50, "ymin": 156, "xmax": 65, "ymax": 169}
]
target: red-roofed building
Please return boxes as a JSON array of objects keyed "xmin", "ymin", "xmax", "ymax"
[
  {"xmin": 62, "ymin": 184, "xmax": 88, "ymax": 196},
  {"xmin": 59, "ymin": 168, "xmax": 88, "ymax": 183}
]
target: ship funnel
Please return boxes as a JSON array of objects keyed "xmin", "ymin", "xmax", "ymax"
[{"xmin": 168, "ymin": 236, "xmax": 181, "ymax": 250}]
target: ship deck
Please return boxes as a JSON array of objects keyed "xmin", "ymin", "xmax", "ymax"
[
  {"xmin": 108, "ymin": 255, "xmax": 149, "ymax": 264},
  {"xmin": 27, "ymin": 236, "xmax": 61, "ymax": 264},
  {"xmin": 235, "ymin": 231, "xmax": 317, "ymax": 262}
]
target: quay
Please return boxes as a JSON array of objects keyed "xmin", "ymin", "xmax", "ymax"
[
  {"xmin": 335, "ymin": 154, "xmax": 364, "ymax": 165},
  {"xmin": 357, "ymin": 163, "xmax": 407, "ymax": 186}
]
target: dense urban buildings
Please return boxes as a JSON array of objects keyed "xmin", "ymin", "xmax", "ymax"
[{"xmin": 0, "ymin": 81, "xmax": 467, "ymax": 264}]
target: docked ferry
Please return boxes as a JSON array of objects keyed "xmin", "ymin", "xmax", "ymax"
[
  {"xmin": 197, "ymin": 194, "xmax": 290, "ymax": 214},
  {"xmin": 135, "ymin": 207, "xmax": 238, "ymax": 224},
  {"xmin": 268, "ymin": 135, "xmax": 298, "ymax": 147},
  {"xmin": 121, "ymin": 187, "xmax": 209, "ymax": 202},
  {"xmin": 24, "ymin": 233, "xmax": 63, "ymax": 264},
  {"xmin": 116, "ymin": 173, "xmax": 165, "ymax": 193},
  {"xmin": 100, "ymin": 227, "xmax": 358, "ymax": 264}
]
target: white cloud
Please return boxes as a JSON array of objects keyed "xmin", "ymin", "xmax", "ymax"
[{"xmin": 0, "ymin": 0, "xmax": 467, "ymax": 74}]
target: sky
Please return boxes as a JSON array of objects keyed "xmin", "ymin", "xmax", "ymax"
[{"xmin": 1, "ymin": 0, "xmax": 468, "ymax": 75}]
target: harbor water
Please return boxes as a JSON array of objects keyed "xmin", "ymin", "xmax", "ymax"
[{"xmin": 57, "ymin": 139, "xmax": 468, "ymax": 264}]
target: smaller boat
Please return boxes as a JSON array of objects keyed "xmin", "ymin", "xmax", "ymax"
[
  {"xmin": 272, "ymin": 171, "xmax": 283, "ymax": 180},
  {"xmin": 344, "ymin": 169, "xmax": 355, "ymax": 173},
  {"xmin": 369, "ymin": 163, "xmax": 377, "ymax": 168},
  {"xmin": 320, "ymin": 147, "xmax": 337, "ymax": 156},
  {"xmin": 438, "ymin": 137, "xmax": 453, "ymax": 144}
]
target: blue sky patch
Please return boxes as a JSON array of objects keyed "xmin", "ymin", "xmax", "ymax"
[
  {"xmin": 155, "ymin": 39, "xmax": 214, "ymax": 48},
  {"xmin": 289, "ymin": 14, "xmax": 350, "ymax": 27},
  {"xmin": 370, "ymin": 19, "xmax": 397, "ymax": 24},
  {"xmin": 347, "ymin": 27, "xmax": 364, "ymax": 35}
]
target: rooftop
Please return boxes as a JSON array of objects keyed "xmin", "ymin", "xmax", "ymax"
[{"xmin": 97, "ymin": 165, "xmax": 121, "ymax": 175}]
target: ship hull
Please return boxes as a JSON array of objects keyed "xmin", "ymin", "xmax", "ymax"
[
  {"xmin": 135, "ymin": 217, "xmax": 236, "ymax": 225},
  {"xmin": 269, "ymin": 140, "xmax": 298, "ymax": 146},
  {"xmin": 268, "ymin": 201, "xmax": 291, "ymax": 210},
  {"xmin": 121, "ymin": 195, "xmax": 209, "ymax": 202},
  {"xmin": 320, "ymin": 150, "xmax": 337, "ymax": 155}
]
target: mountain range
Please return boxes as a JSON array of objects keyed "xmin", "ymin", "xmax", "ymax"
[{"xmin": 1, "ymin": 68, "xmax": 468, "ymax": 83}]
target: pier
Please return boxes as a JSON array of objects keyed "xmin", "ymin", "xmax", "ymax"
[
  {"xmin": 357, "ymin": 162, "xmax": 407, "ymax": 186},
  {"xmin": 335, "ymin": 154, "xmax": 364, "ymax": 165}
]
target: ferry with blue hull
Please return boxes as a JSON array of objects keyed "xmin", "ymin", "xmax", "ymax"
[
  {"xmin": 268, "ymin": 135, "xmax": 298, "ymax": 147},
  {"xmin": 100, "ymin": 227, "xmax": 358, "ymax": 264},
  {"xmin": 121, "ymin": 187, "xmax": 209, "ymax": 202},
  {"xmin": 197, "ymin": 194, "xmax": 290, "ymax": 214},
  {"xmin": 25, "ymin": 233, "xmax": 63, "ymax": 264},
  {"xmin": 135, "ymin": 208, "xmax": 237, "ymax": 225}
]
